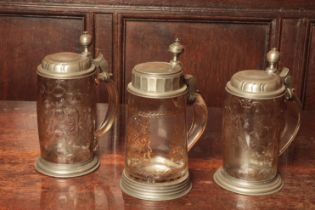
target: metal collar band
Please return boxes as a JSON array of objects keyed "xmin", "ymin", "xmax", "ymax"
[
  {"xmin": 127, "ymin": 62, "xmax": 187, "ymax": 98},
  {"xmin": 35, "ymin": 157, "xmax": 100, "ymax": 178},
  {"xmin": 120, "ymin": 170, "xmax": 192, "ymax": 201},
  {"xmin": 37, "ymin": 52, "xmax": 95, "ymax": 79},
  {"xmin": 213, "ymin": 167, "xmax": 283, "ymax": 196}
]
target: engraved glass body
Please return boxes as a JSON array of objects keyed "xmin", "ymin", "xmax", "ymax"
[
  {"xmin": 222, "ymin": 94, "xmax": 285, "ymax": 181},
  {"xmin": 37, "ymin": 76, "xmax": 97, "ymax": 164},
  {"xmin": 125, "ymin": 94, "xmax": 188, "ymax": 183}
]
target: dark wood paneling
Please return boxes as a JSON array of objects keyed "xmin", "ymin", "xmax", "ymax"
[
  {"xmin": 0, "ymin": 1, "xmax": 314, "ymax": 110},
  {"xmin": 303, "ymin": 23, "xmax": 315, "ymax": 110},
  {"xmin": 279, "ymin": 18, "xmax": 309, "ymax": 99},
  {"xmin": 95, "ymin": 13, "xmax": 113, "ymax": 102},
  {"xmin": 2, "ymin": 0, "xmax": 315, "ymax": 10},
  {"xmin": 0, "ymin": 14, "xmax": 84, "ymax": 100},
  {"xmin": 123, "ymin": 18, "xmax": 274, "ymax": 106}
]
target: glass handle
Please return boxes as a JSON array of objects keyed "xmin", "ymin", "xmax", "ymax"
[
  {"xmin": 187, "ymin": 93, "xmax": 208, "ymax": 151},
  {"xmin": 279, "ymin": 95, "xmax": 302, "ymax": 156},
  {"xmin": 95, "ymin": 72, "xmax": 118, "ymax": 137}
]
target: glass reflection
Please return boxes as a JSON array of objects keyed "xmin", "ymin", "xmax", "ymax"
[{"xmin": 39, "ymin": 176, "xmax": 122, "ymax": 210}]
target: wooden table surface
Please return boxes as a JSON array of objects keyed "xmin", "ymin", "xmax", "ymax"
[{"xmin": 0, "ymin": 100, "xmax": 314, "ymax": 210}]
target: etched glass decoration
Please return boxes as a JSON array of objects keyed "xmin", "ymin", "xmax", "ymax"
[
  {"xmin": 125, "ymin": 95, "xmax": 188, "ymax": 183},
  {"xmin": 37, "ymin": 77, "xmax": 97, "ymax": 164},
  {"xmin": 222, "ymin": 94, "xmax": 285, "ymax": 181}
]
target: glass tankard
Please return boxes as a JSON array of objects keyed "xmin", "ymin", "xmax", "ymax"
[
  {"xmin": 35, "ymin": 32, "xmax": 118, "ymax": 177},
  {"xmin": 214, "ymin": 49, "xmax": 301, "ymax": 195},
  {"xmin": 120, "ymin": 39, "xmax": 208, "ymax": 201}
]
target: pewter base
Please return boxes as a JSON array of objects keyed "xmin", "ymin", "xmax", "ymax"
[
  {"xmin": 120, "ymin": 170, "xmax": 192, "ymax": 201},
  {"xmin": 213, "ymin": 167, "xmax": 283, "ymax": 196},
  {"xmin": 35, "ymin": 157, "xmax": 100, "ymax": 178}
]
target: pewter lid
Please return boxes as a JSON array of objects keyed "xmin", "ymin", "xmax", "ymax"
[
  {"xmin": 37, "ymin": 32, "xmax": 95, "ymax": 79},
  {"xmin": 226, "ymin": 48, "xmax": 286, "ymax": 99},
  {"xmin": 127, "ymin": 39, "xmax": 188, "ymax": 99}
]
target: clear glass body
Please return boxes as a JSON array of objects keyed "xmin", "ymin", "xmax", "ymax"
[
  {"xmin": 125, "ymin": 94, "xmax": 188, "ymax": 183},
  {"xmin": 222, "ymin": 94, "xmax": 285, "ymax": 181},
  {"xmin": 37, "ymin": 76, "xmax": 97, "ymax": 164}
]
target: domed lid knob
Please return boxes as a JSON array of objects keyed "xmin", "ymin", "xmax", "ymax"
[
  {"xmin": 169, "ymin": 38, "xmax": 184, "ymax": 67},
  {"xmin": 266, "ymin": 48, "xmax": 280, "ymax": 73},
  {"xmin": 80, "ymin": 31, "xmax": 92, "ymax": 56}
]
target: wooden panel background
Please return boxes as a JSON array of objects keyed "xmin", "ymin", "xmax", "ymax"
[
  {"xmin": 279, "ymin": 18, "xmax": 308, "ymax": 99},
  {"xmin": 2, "ymin": 0, "xmax": 315, "ymax": 9},
  {"xmin": 94, "ymin": 13, "xmax": 113, "ymax": 102},
  {"xmin": 0, "ymin": 14, "xmax": 84, "ymax": 100},
  {"xmin": 0, "ymin": 1, "xmax": 315, "ymax": 109},
  {"xmin": 303, "ymin": 22, "xmax": 315, "ymax": 110}
]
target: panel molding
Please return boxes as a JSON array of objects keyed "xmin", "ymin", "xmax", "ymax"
[
  {"xmin": 94, "ymin": 13, "xmax": 113, "ymax": 102},
  {"xmin": 302, "ymin": 20, "xmax": 315, "ymax": 110},
  {"xmin": 2, "ymin": 1, "xmax": 315, "ymax": 20}
]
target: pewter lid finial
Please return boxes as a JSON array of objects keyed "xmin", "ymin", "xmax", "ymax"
[
  {"xmin": 80, "ymin": 31, "xmax": 92, "ymax": 56},
  {"xmin": 266, "ymin": 48, "xmax": 280, "ymax": 73},
  {"xmin": 169, "ymin": 38, "xmax": 184, "ymax": 67}
]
